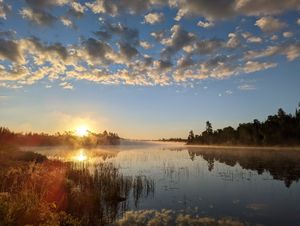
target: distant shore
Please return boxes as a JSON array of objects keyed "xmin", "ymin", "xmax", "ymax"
[{"xmin": 184, "ymin": 144, "xmax": 300, "ymax": 151}]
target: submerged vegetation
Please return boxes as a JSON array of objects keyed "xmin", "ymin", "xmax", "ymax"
[
  {"xmin": 0, "ymin": 146, "xmax": 154, "ymax": 226},
  {"xmin": 0, "ymin": 127, "xmax": 120, "ymax": 147},
  {"xmin": 187, "ymin": 105, "xmax": 300, "ymax": 146}
]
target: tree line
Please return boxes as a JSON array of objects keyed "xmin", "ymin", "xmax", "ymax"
[
  {"xmin": 187, "ymin": 104, "xmax": 300, "ymax": 146},
  {"xmin": 0, "ymin": 128, "xmax": 120, "ymax": 147}
]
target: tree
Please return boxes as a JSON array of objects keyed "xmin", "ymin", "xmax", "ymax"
[
  {"xmin": 206, "ymin": 121, "xmax": 213, "ymax": 134},
  {"xmin": 187, "ymin": 103, "xmax": 300, "ymax": 145},
  {"xmin": 278, "ymin": 108, "xmax": 286, "ymax": 119},
  {"xmin": 187, "ymin": 130, "xmax": 195, "ymax": 143}
]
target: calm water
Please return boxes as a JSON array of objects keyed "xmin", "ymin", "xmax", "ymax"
[{"xmin": 25, "ymin": 142, "xmax": 300, "ymax": 226}]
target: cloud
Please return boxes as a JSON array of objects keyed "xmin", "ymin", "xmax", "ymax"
[
  {"xmin": 238, "ymin": 84, "xmax": 256, "ymax": 91},
  {"xmin": 59, "ymin": 81, "xmax": 73, "ymax": 89},
  {"xmin": 60, "ymin": 16, "xmax": 74, "ymax": 27},
  {"xmin": 27, "ymin": 37, "xmax": 69, "ymax": 63},
  {"xmin": 86, "ymin": 0, "xmax": 166, "ymax": 16},
  {"xmin": 25, "ymin": 0, "xmax": 70, "ymax": 8},
  {"xmin": 69, "ymin": 1, "xmax": 87, "ymax": 18},
  {"xmin": 115, "ymin": 209, "xmax": 248, "ymax": 226},
  {"xmin": 0, "ymin": 0, "xmax": 11, "ymax": 19},
  {"xmin": 0, "ymin": 39, "xmax": 24, "ymax": 63},
  {"xmin": 176, "ymin": 56, "xmax": 194, "ymax": 69},
  {"xmin": 242, "ymin": 61, "xmax": 277, "ymax": 73},
  {"xmin": 173, "ymin": 55, "xmax": 238, "ymax": 82},
  {"xmin": 173, "ymin": 0, "xmax": 300, "ymax": 21},
  {"xmin": 226, "ymin": 33, "xmax": 240, "ymax": 48},
  {"xmin": 20, "ymin": 7, "xmax": 56, "ymax": 26},
  {"xmin": 192, "ymin": 39, "xmax": 223, "ymax": 55},
  {"xmin": 1, "ymin": 0, "xmax": 299, "ymax": 90},
  {"xmin": 99, "ymin": 23, "xmax": 139, "ymax": 45},
  {"xmin": 197, "ymin": 20, "xmax": 214, "ymax": 28},
  {"xmin": 297, "ymin": 18, "xmax": 300, "ymax": 25},
  {"xmin": 81, "ymin": 38, "xmax": 114, "ymax": 65},
  {"xmin": 255, "ymin": 16, "xmax": 287, "ymax": 33},
  {"xmin": 0, "ymin": 65, "xmax": 30, "ymax": 81},
  {"xmin": 161, "ymin": 25, "xmax": 195, "ymax": 59},
  {"xmin": 0, "ymin": 29, "xmax": 17, "ymax": 38},
  {"xmin": 173, "ymin": 55, "xmax": 278, "ymax": 82},
  {"xmin": 241, "ymin": 32, "xmax": 262, "ymax": 43},
  {"xmin": 225, "ymin": 90, "xmax": 233, "ymax": 95},
  {"xmin": 235, "ymin": 0, "xmax": 300, "ymax": 16},
  {"xmin": 0, "ymin": 82, "xmax": 23, "ymax": 89},
  {"xmin": 144, "ymin": 12, "xmax": 164, "ymax": 24},
  {"xmin": 245, "ymin": 42, "xmax": 300, "ymax": 61},
  {"xmin": 174, "ymin": 0, "xmax": 236, "ymax": 21},
  {"xmin": 271, "ymin": 35, "xmax": 278, "ymax": 40},
  {"xmin": 118, "ymin": 42, "xmax": 139, "ymax": 61},
  {"xmin": 140, "ymin": 40, "xmax": 152, "ymax": 49},
  {"xmin": 283, "ymin": 31, "xmax": 293, "ymax": 38},
  {"xmin": 150, "ymin": 30, "xmax": 166, "ymax": 41}
]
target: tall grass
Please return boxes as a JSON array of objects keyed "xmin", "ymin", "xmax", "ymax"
[{"xmin": 0, "ymin": 147, "xmax": 155, "ymax": 226}]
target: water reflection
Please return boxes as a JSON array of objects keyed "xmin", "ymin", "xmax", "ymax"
[
  {"xmin": 27, "ymin": 143, "xmax": 300, "ymax": 226},
  {"xmin": 182, "ymin": 147, "xmax": 300, "ymax": 187},
  {"xmin": 65, "ymin": 162, "xmax": 155, "ymax": 226}
]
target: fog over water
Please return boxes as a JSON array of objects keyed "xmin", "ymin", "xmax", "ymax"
[{"xmin": 24, "ymin": 142, "xmax": 300, "ymax": 226}]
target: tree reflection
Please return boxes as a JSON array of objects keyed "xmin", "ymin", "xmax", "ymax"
[{"xmin": 185, "ymin": 147, "xmax": 300, "ymax": 187}]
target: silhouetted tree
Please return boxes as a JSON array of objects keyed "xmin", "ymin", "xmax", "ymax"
[
  {"xmin": 187, "ymin": 104, "xmax": 300, "ymax": 146},
  {"xmin": 187, "ymin": 130, "xmax": 195, "ymax": 143},
  {"xmin": 206, "ymin": 121, "xmax": 213, "ymax": 134}
]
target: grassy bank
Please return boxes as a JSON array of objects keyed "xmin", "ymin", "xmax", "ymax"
[{"xmin": 0, "ymin": 146, "xmax": 154, "ymax": 226}]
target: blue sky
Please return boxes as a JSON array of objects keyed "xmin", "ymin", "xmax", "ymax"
[{"xmin": 0, "ymin": 0, "xmax": 300, "ymax": 139}]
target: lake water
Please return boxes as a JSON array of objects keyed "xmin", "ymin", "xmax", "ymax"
[{"xmin": 25, "ymin": 142, "xmax": 300, "ymax": 226}]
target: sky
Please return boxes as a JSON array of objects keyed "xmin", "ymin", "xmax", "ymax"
[{"xmin": 0, "ymin": 0, "xmax": 300, "ymax": 139}]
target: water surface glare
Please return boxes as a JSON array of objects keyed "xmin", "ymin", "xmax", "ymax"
[{"xmin": 26, "ymin": 142, "xmax": 300, "ymax": 226}]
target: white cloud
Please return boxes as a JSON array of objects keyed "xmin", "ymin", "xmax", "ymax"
[
  {"xmin": 115, "ymin": 209, "xmax": 248, "ymax": 226},
  {"xmin": 245, "ymin": 43, "xmax": 300, "ymax": 61},
  {"xmin": 297, "ymin": 18, "xmax": 300, "ymax": 25},
  {"xmin": 242, "ymin": 61, "xmax": 277, "ymax": 73},
  {"xmin": 242, "ymin": 32, "xmax": 262, "ymax": 43},
  {"xmin": 60, "ymin": 16, "xmax": 73, "ymax": 27},
  {"xmin": 20, "ymin": 7, "xmax": 56, "ymax": 26},
  {"xmin": 144, "ymin": 12, "xmax": 164, "ymax": 24},
  {"xmin": 283, "ymin": 31, "xmax": 293, "ymax": 38},
  {"xmin": 255, "ymin": 16, "xmax": 287, "ymax": 33},
  {"xmin": 69, "ymin": 1, "xmax": 86, "ymax": 17},
  {"xmin": 139, "ymin": 40, "xmax": 152, "ymax": 49},
  {"xmin": 226, "ymin": 33, "xmax": 240, "ymax": 48},
  {"xmin": 0, "ymin": 0, "xmax": 11, "ymax": 19},
  {"xmin": 197, "ymin": 20, "xmax": 214, "ymax": 28},
  {"xmin": 60, "ymin": 81, "xmax": 73, "ymax": 89}
]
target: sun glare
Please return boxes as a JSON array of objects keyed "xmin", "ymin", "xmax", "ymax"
[
  {"xmin": 75, "ymin": 150, "xmax": 87, "ymax": 162},
  {"xmin": 75, "ymin": 125, "xmax": 89, "ymax": 137}
]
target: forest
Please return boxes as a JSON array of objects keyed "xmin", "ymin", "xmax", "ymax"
[
  {"xmin": 0, "ymin": 128, "xmax": 120, "ymax": 147},
  {"xmin": 187, "ymin": 104, "xmax": 300, "ymax": 146}
]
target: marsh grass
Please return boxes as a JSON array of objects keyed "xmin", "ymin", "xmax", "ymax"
[{"xmin": 0, "ymin": 146, "xmax": 155, "ymax": 226}]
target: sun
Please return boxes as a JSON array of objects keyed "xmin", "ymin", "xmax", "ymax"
[
  {"xmin": 75, "ymin": 125, "xmax": 89, "ymax": 137},
  {"xmin": 74, "ymin": 150, "xmax": 87, "ymax": 161}
]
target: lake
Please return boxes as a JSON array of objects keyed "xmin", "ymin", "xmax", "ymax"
[{"xmin": 24, "ymin": 142, "xmax": 300, "ymax": 226}]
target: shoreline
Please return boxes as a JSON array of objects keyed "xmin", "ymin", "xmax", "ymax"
[{"xmin": 184, "ymin": 144, "xmax": 300, "ymax": 151}]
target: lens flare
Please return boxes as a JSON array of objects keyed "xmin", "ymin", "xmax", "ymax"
[{"xmin": 75, "ymin": 125, "xmax": 89, "ymax": 137}]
